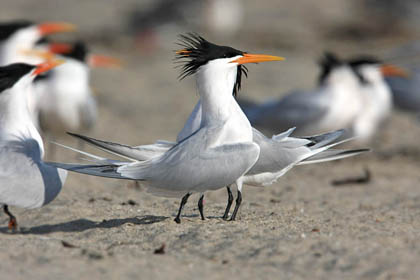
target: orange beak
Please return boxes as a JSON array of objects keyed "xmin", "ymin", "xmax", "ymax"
[
  {"xmin": 38, "ymin": 22, "xmax": 76, "ymax": 35},
  {"xmin": 32, "ymin": 59, "xmax": 65, "ymax": 76},
  {"xmin": 230, "ymin": 53, "xmax": 285, "ymax": 65},
  {"xmin": 381, "ymin": 64, "xmax": 409, "ymax": 78},
  {"xmin": 20, "ymin": 49, "xmax": 55, "ymax": 60},
  {"xmin": 176, "ymin": 49, "xmax": 191, "ymax": 55},
  {"xmin": 88, "ymin": 55, "xmax": 122, "ymax": 68},
  {"xmin": 48, "ymin": 43, "xmax": 73, "ymax": 54}
]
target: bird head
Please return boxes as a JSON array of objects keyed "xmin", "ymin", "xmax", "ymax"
[{"xmin": 175, "ymin": 33, "xmax": 283, "ymax": 97}]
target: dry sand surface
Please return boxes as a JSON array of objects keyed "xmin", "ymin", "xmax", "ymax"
[{"xmin": 1, "ymin": 1, "xmax": 420, "ymax": 279}]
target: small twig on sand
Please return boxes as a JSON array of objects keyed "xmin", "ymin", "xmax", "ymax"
[
  {"xmin": 154, "ymin": 243, "xmax": 166, "ymax": 254},
  {"xmin": 331, "ymin": 168, "xmax": 371, "ymax": 186}
]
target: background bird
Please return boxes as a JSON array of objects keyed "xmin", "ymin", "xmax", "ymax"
[
  {"xmin": 0, "ymin": 20, "xmax": 75, "ymax": 65},
  {"xmin": 240, "ymin": 52, "xmax": 406, "ymax": 142},
  {"xmin": 30, "ymin": 41, "xmax": 121, "ymax": 157}
]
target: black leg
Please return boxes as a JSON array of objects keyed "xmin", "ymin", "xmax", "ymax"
[
  {"xmin": 198, "ymin": 194, "xmax": 205, "ymax": 220},
  {"xmin": 174, "ymin": 193, "xmax": 191, "ymax": 224},
  {"xmin": 3, "ymin": 205, "xmax": 17, "ymax": 230},
  {"xmin": 222, "ymin": 186, "xmax": 233, "ymax": 220},
  {"xmin": 229, "ymin": 190, "xmax": 242, "ymax": 221}
]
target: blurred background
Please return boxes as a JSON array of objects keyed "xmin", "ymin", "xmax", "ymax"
[
  {"xmin": 2, "ymin": 0, "xmax": 420, "ymax": 151},
  {"xmin": 0, "ymin": 0, "xmax": 420, "ymax": 144}
]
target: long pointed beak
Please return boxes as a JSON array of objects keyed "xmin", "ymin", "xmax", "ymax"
[
  {"xmin": 88, "ymin": 55, "xmax": 122, "ymax": 68},
  {"xmin": 49, "ymin": 43, "xmax": 73, "ymax": 54},
  {"xmin": 381, "ymin": 64, "xmax": 409, "ymax": 78},
  {"xmin": 20, "ymin": 49, "xmax": 55, "ymax": 60},
  {"xmin": 38, "ymin": 22, "xmax": 76, "ymax": 35},
  {"xmin": 231, "ymin": 53, "xmax": 285, "ymax": 65},
  {"xmin": 32, "ymin": 59, "xmax": 65, "ymax": 76}
]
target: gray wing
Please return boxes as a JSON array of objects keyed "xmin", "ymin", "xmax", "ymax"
[
  {"xmin": 46, "ymin": 162, "xmax": 131, "ymax": 180},
  {"xmin": 246, "ymin": 89, "xmax": 330, "ymax": 134},
  {"xmin": 67, "ymin": 132, "xmax": 172, "ymax": 161},
  {"xmin": 0, "ymin": 140, "xmax": 66, "ymax": 209},
  {"xmin": 247, "ymin": 129, "xmax": 313, "ymax": 175},
  {"xmin": 247, "ymin": 129, "xmax": 348, "ymax": 175},
  {"xmin": 118, "ymin": 127, "xmax": 260, "ymax": 197},
  {"xmin": 298, "ymin": 148, "xmax": 369, "ymax": 165}
]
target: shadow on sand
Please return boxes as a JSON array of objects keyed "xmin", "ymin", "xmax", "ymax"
[{"xmin": 0, "ymin": 215, "xmax": 168, "ymax": 234}]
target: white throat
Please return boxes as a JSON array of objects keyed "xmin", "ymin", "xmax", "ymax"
[
  {"xmin": 196, "ymin": 58, "xmax": 239, "ymax": 125},
  {"xmin": 0, "ymin": 75, "xmax": 44, "ymax": 157}
]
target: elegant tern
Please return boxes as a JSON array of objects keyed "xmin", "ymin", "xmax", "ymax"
[{"xmin": 51, "ymin": 33, "xmax": 284, "ymax": 223}]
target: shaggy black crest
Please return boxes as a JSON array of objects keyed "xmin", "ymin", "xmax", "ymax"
[
  {"xmin": 63, "ymin": 41, "xmax": 88, "ymax": 62},
  {"xmin": 317, "ymin": 52, "xmax": 343, "ymax": 85},
  {"xmin": 0, "ymin": 63, "xmax": 35, "ymax": 92},
  {"xmin": 175, "ymin": 33, "xmax": 248, "ymax": 97},
  {"xmin": 318, "ymin": 52, "xmax": 383, "ymax": 85},
  {"xmin": 0, "ymin": 20, "xmax": 33, "ymax": 41}
]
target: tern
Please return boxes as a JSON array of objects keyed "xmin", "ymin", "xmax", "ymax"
[
  {"xmin": 0, "ymin": 60, "xmax": 67, "ymax": 231},
  {"xmin": 51, "ymin": 33, "xmax": 284, "ymax": 223},
  {"xmin": 0, "ymin": 20, "xmax": 76, "ymax": 65},
  {"xmin": 32, "ymin": 41, "xmax": 120, "ymax": 138},
  {"xmin": 241, "ymin": 53, "xmax": 406, "ymax": 142}
]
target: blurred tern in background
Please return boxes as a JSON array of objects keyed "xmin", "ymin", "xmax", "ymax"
[
  {"xmin": 31, "ymin": 41, "xmax": 121, "ymax": 140},
  {"xmin": 51, "ymin": 33, "xmax": 284, "ymax": 223},
  {"xmin": 241, "ymin": 52, "xmax": 407, "ymax": 142},
  {"xmin": 0, "ymin": 20, "xmax": 76, "ymax": 65},
  {"xmin": 0, "ymin": 60, "xmax": 67, "ymax": 231}
]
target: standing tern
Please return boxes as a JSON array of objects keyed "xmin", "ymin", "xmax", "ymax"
[
  {"xmin": 241, "ymin": 53, "xmax": 406, "ymax": 142},
  {"xmin": 0, "ymin": 60, "xmax": 67, "ymax": 230},
  {"xmin": 51, "ymin": 33, "xmax": 284, "ymax": 223}
]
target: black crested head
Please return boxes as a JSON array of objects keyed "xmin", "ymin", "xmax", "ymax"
[
  {"xmin": 62, "ymin": 41, "xmax": 88, "ymax": 62},
  {"xmin": 0, "ymin": 63, "xmax": 35, "ymax": 92},
  {"xmin": 318, "ymin": 52, "xmax": 343, "ymax": 85},
  {"xmin": 0, "ymin": 20, "xmax": 33, "ymax": 42},
  {"xmin": 175, "ymin": 33, "xmax": 248, "ymax": 97},
  {"xmin": 348, "ymin": 56, "xmax": 382, "ymax": 84},
  {"xmin": 348, "ymin": 56, "xmax": 382, "ymax": 68}
]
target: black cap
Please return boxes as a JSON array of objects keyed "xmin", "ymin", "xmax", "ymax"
[
  {"xmin": 0, "ymin": 20, "xmax": 33, "ymax": 41},
  {"xmin": 62, "ymin": 41, "xmax": 88, "ymax": 62},
  {"xmin": 0, "ymin": 63, "xmax": 36, "ymax": 92}
]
